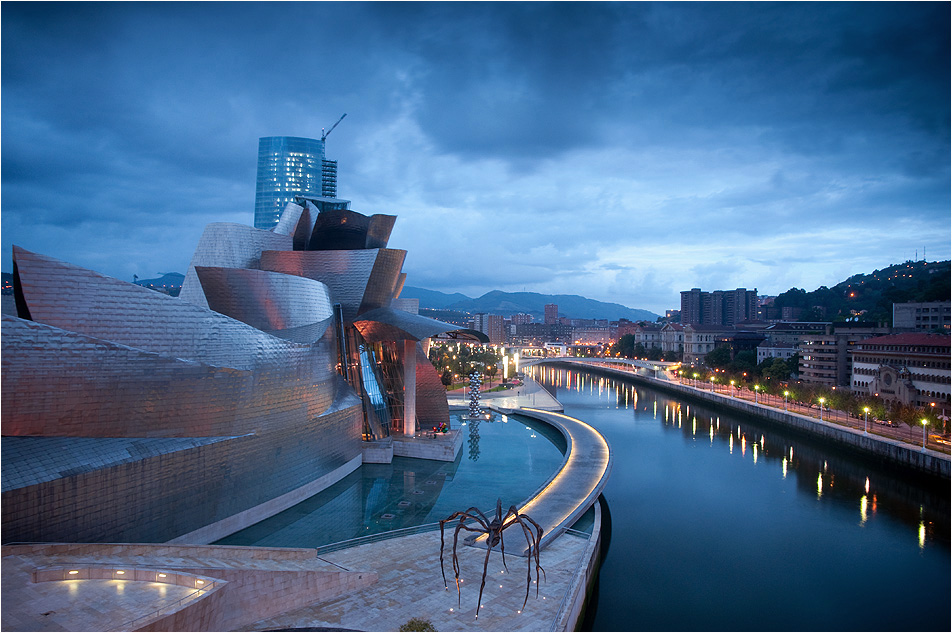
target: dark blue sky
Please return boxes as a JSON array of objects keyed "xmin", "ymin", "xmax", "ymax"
[{"xmin": 2, "ymin": 2, "xmax": 949, "ymax": 314}]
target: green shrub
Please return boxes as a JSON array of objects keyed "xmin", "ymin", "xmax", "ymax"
[{"xmin": 399, "ymin": 617, "xmax": 436, "ymax": 632}]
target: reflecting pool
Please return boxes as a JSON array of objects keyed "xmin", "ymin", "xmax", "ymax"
[
  {"xmin": 531, "ymin": 365, "xmax": 950, "ymax": 632},
  {"xmin": 216, "ymin": 413, "xmax": 566, "ymax": 548}
]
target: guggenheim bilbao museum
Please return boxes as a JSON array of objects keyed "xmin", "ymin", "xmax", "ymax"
[{"xmin": 2, "ymin": 198, "xmax": 486, "ymax": 545}]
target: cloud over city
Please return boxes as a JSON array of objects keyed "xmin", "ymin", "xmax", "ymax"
[{"xmin": 2, "ymin": 2, "xmax": 948, "ymax": 314}]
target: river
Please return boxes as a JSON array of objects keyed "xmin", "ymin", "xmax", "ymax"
[{"xmin": 529, "ymin": 364, "xmax": 950, "ymax": 632}]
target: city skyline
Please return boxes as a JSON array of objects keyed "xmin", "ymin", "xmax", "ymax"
[{"xmin": 2, "ymin": 2, "xmax": 949, "ymax": 315}]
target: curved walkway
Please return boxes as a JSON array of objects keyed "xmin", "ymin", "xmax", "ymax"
[{"xmin": 495, "ymin": 407, "xmax": 612, "ymax": 551}]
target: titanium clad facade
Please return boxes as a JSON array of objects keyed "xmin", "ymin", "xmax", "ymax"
[
  {"xmin": 3, "ymin": 200, "xmax": 472, "ymax": 545},
  {"xmin": 180, "ymin": 222, "xmax": 293, "ymax": 309}
]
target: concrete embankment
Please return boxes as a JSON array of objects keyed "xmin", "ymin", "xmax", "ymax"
[{"xmin": 545, "ymin": 360, "xmax": 950, "ymax": 479}]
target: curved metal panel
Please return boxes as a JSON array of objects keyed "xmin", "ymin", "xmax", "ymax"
[
  {"xmin": 260, "ymin": 249, "xmax": 378, "ymax": 322},
  {"xmin": 353, "ymin": 306, "xmax": 489, "ymax": 343},
  {"xmin": 12, "ymin": 247, "xmax": 315, "ymax": 371},
  {"xmin": 196, "ymin": 266, "xmax": 333, "ymax": 334},
  {"xmin": 180, "ymin": 223, "xmax": 293, "ymax": 308},
  {"xmin": 307, "ymin": 209, "xmax": 397, "ymax": 250}
]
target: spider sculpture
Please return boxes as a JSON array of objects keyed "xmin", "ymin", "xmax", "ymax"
[{"xmin": 439, "ymin": 498, "xmax": 545, "ymax": 618}]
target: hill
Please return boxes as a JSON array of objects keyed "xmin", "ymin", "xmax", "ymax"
[
  {"xmin": 773, "ymin": 259, "xmax": 950, "ymax": 323},
  {"xmin": 401, "ymin": 286, "xmax": 659, "ymax": 322}
]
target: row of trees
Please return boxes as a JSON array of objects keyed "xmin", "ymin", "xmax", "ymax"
[
  {"xmin": 428, "ymin": 342, "xmax": 503, "ymax": 388},
  {"xmin": 609, "ymin": 334, "xmax": 680, "ymax": 362},
  {"xmin": 682, "ymin": 348, "xmax": 946, "ymax": 433}
]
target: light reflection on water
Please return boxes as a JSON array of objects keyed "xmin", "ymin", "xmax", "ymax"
[{"xmin": 530, "ymin": 364, "xmax": 950, "ymax": 632}]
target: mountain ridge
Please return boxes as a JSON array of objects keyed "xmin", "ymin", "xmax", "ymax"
[{"xmin": 400, "ymin": 286, "xmax": 660, "ymax": 322}]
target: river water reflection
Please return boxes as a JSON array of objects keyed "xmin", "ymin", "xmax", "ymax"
[{"xmin": 530, "ymin": 365, "xmax": 950, "ymax": 632}]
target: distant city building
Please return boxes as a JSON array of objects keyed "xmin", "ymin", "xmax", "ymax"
[
  {"xmin": 660, "ymin": 323, "xmax": 684, "ymax": 355},
  {"xmin": 544, "ymin": 303, "xmax": 559, "ymax": 325},
  {"xmin": 850, "ymin": 333, "xmax": 950, "ymax": 415},
  {"xmin": 892, "ymin": 301, "xmax": 951, "ymax": 332},
  {"xmin": 682, "ymin": 324, "xmax": 735, "ymax": 364},
  {"xmin": 512, "ymin": 322, "xmax": 573, "ymax": 345},
  {"xmin": 254, "ymin": 136, "xmax": 341, "ymax": 229},
  {"xmin": 798, "ymin": 322, "xmax": 891, "ymax": 387},
  {"xmin": 633, "ymin": 324, "xmax": 662, "ymax": 350},
  {"xmin": 510, "ymin": 312, "xmax": 533, "ymax": 325},
  {"xmin": 572, "ymin": 324, "xmax": 610, "ymax": 345},
  {"xmin": 757, "ymin": 342, "xmax": 798, "ymax": 365},
  {"xmin": 472, "ymin": 312, "xmax": 506, "ymax": 344},
  {"xmin": 680, "ymin": 287, "xmax": 758, "ymax": 326},
  {"xmin": 610, "ymin": 318, "xmax": 640, "ymax": 342}
]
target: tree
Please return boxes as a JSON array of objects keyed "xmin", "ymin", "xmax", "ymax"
[
  {"xmin": 610, "ymin": 334, "xmax": 635, "ymax": 358},
  {"xmin": 440, "ymin": 369, "xmax": 453, "ymax": 388},
  {"xmin": 705, "ymin": 346, "xmax": 732, "ymax": 369},
  {"xmin": 485, "ymin": 362, "xmax": 499, "ymax": 386}
]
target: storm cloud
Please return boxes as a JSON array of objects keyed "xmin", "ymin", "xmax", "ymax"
[{"xmin": 2, "ymin": 1, "xmax": 948, "ymax": 314}]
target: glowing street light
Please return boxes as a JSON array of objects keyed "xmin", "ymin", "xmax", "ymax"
[
  {"xmin": 730, "ymin": 380, "xmax": 735, "ymax": 397},
  {"xmin": 783, "ymin": 390, "xmax": 789, "ymax": 411},
  {"xmin": 710, "ymin": 376, "xmax": 715, "ymax": 392},
  {"xmin": 921, "ymin": 419, "xmax": 928, "ymax": 451},
  {"xmin": 693, "ymin": 372, "xmax": 698, "ymax": 388},
  {"xmin": 863, "ymin": 406, "xmax": 870, "ymax": 434},
  {"xmin": 819, "ymin": 397, "xmax": 826, "ymax": 421},
  {"xmin": 754, "ymin": 385, "xmax": 760, "ymax": 404}
]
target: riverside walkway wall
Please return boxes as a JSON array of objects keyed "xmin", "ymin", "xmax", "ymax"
[{"xmin": 545, "ymin": 360, "xmax": 950, "ymax": 479}]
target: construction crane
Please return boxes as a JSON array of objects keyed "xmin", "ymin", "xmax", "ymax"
[{"xmin": 321, "ymin": 113, "xmax": 347, "ymax": 142}]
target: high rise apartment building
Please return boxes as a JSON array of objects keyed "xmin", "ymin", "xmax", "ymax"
[
  {"xmin": 472, "ymin": 313, "xmax": 506, "ymax": 344},
  {"xmin": 254, "ymin": 136, "xmax": 340, "ymax": 229},
  {"xmin": 544, "ymin": 303, "xmax": 559, "ymax": 325},
  {"xmin": 680, "ymin": 287, "xmax": 758, "ymax": 326}
]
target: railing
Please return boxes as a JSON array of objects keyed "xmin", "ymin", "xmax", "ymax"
[
  {"xmin": 114, "ymin": 583, "xmax": 216, "ymax": 632},
  {"xmin": 312, "ymin": 512, "xmax": 497, "ymax": 559},
  {"xmin": 551, "ymin": 527, "xmax": 594, "ymax": 630}
]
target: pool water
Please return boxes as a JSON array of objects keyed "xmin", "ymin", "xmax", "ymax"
[{"xmin": 215, "ymin": 413, "xmax": 567, "ymax": 548}]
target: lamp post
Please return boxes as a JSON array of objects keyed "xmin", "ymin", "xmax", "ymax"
[
  {"xmin": 921, "ymin": 419, "xmax": 928, "ymax": 451},
  {"xmin": 783, "ymin": 390, "xmax": 789, "ymax": 411},
  {"xmin": 693, "ymin": 372, "xmax": 698, "ymax": 388},
  {"xmin": 819, "ymin": 397, "xmax": 825, "ymax": 421},
  {"xmin": 730, "ymin": 380, "xmax": 735, "ymax": 397},
  {"xmin": 710, "ymin": 376, "xmax": 715, "ymax": 392},
  {"xmin": 754, "ymin": 385, "xmax": 760, "ymax": 404},
  {"xmin": 863, "ymin": 406, "xmax": 870, "ymax": 434}
]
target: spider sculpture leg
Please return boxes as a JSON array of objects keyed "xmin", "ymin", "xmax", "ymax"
[
  {"xmin": 510, "ymin": 512, "xmax": 546, "ymax": 610},
  {"xmin": 440, "ymin": 508, "xmax": 488, "ymax": 592},
  {"xmin": 474, "ymin": 530, "xmax": 496, "ymax": 618},
  {"xmin": 440, "ymin": 508, "xmax": 489, "ymax": 591}
]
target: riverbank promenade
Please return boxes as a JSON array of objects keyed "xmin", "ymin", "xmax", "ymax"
[{"xmin": 548, "ymin": 358, "xmax": 950, "ymax": 478}]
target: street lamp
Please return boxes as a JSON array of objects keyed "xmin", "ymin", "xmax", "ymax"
[
  {"xmin": 693, "ymin": 372, "xmax": 698, "ymax": 388},
  {"xmin": 863, "ymin": 406, "xmax": 870, "ymax": 434},
  {"xmin": 784, "ymin": 390, "xmax": 789, "ymax": 411},
  {"xmin": 710, "ymin": 376, "xmax": 715, "ymax": 392},
  {"xmin": 819, "ymin": 397, "xmax": 826, "ymax": 421},
  {"xmin": 921, "ymin": 419, "xmax": 928, "ymax": 451},
  {"xmin": 730, "ymin": 380, "xmax": 735, "ymax": 397},
  {"xmin": 754, "ymin": 385, "xmax": 760, "ymax": 403}
]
